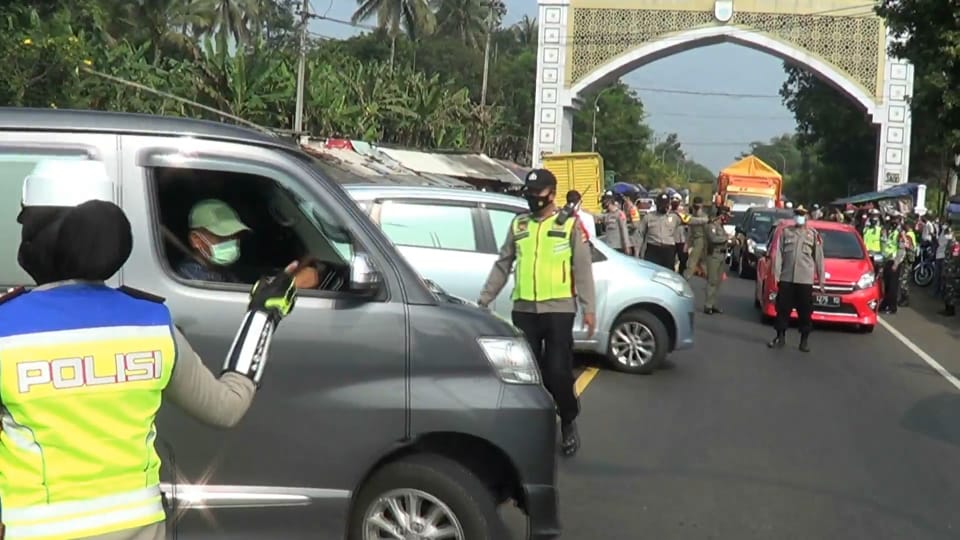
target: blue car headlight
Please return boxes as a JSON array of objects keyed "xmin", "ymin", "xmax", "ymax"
[{"xmin": 653, "ymin": 270, "xmax": 694, "ymax": 298}]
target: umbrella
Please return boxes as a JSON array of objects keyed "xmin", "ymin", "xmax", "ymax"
[{"xmin": 611, "ymin": 182, "xmax": 643, "ymax": 197}]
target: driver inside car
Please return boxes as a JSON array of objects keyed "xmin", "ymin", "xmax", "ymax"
[{"xmin": 177, "ymin": 198, "xmax": 321, "ymax": 289}]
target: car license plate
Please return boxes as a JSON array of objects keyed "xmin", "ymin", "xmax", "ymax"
[{"xmin": 813, "ymin": 295, "xmax": 840, "ymax": 306}]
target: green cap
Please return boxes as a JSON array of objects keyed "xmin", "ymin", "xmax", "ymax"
[{"xmin": 189, "ymin": 199, "xmax": 251, "ymax": 237}]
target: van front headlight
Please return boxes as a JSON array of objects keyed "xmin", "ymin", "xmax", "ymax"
[{"xmin": 477, "ymin": 337, "xmax": 541, "ymax": 385}]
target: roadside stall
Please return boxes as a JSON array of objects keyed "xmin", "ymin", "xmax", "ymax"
[{"xmin": 831, "ymin": 183, "xmax": 927, "ymax": 216}]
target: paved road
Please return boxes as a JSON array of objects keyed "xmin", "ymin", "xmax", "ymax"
[{"xmin": 552, "ymin": 275, "xmax": 960, "ymax": 539}]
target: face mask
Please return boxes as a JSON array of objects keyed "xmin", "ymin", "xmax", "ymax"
[
  {"xmin": 204, "ymin": 238, "xmax": 240, "ymax": 266},
  {"xmin": 524, "ymin": 193, "xmax": 551, "ymax": 213},
  {"xmin": 795, "ymin": 216, "xmax": 807, "ymax": 226}
]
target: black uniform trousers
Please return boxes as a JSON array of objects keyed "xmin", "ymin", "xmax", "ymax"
[
  {"xmin": 644, "ymin": 243, "xmax": 676, "ymax": 270},
  {"xmin": 511, "ymin": 311, "xmax": 579, "ymax": 425},
  {"xmin": 881, "ymin": 260, "xmax": 900, "ymax": 312},
  {"xmin": 676, "ymin": 242, "xmax": 688, "ymax": 275},
  {"xmin": 775, "ymin": 281, "xmax": 814, "ymax": 335}
]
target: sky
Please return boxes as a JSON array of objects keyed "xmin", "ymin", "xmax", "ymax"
[{"xmin": 308, "ymin": 0, "xmax": 798, "ymax": 173}]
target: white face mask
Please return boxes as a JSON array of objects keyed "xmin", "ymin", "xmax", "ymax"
[{"xmin": 795, "ymin": 216, "xmax": 807, "ymax": 226}]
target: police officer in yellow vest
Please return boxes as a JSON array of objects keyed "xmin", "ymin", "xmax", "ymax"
[
  {"xmin": 478, "ymin": 169, "xmax": 596, "ymax": 457},
  {"xmin": 0, "ymin": 161, "xmax": 298, "ymax": 540}
]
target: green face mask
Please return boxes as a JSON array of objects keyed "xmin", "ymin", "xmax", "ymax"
[{"xmin": 207, "ymin": 239, "xmax": 240, "ymax": 266}]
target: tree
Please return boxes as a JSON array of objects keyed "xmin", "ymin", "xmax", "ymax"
[
  {"xmin": 352, "ymin": 0, "xmax": 436, "ymax": 40},
  {"xmin": 779, "ymin": 64, "xmax": 877, "ymax": 203},
  {"xmin": 433, "ymin": 0, "xmax": 487, "ymax": 48},
  {"xmin": 572, "ymin": 82, "xmax": 652, "ymax": 182}
]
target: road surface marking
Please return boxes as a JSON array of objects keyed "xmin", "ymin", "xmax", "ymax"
[
  {"xmin": 574, "ymin": 367, "xmax": 599, "ymax": 397},
  {"xmin": 878, "ymin": 317, "xmax": 960, "ymax": 392}
]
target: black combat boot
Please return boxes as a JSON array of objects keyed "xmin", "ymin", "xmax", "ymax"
[
  {"xmin": 767, "ymin": 331, "xmax": 785, "ymax": 349},
  {"xmin": 799, "ymin": 333, "xmax": 811, "ymax": 353},
  {"xmin": 560, "ymin": 421, "xmax": 580, "ymax": 457}
]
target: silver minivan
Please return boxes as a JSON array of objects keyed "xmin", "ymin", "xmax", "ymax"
[
  {"xmin": 342, "ymin": 185, "xmax": 696, "ymax": 374},
  {"xmin": 0, "ymin": 108, "xmax": 561, "ymax": 539}
]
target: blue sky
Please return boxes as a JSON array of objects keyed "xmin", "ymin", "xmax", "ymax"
[{"xmin": 309, "ymin": 0, "xmax": 797, "ymax": 173}]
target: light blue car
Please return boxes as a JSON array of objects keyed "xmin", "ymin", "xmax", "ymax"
[{"xmin": 346, "ymin": 185, "xmax": 696, "ymax": 374}]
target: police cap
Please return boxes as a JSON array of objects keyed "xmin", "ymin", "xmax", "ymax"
[
  {"xmin": 793, "ymin": 205, "xmax": 809, "ymax": 216},
  {"xmin": 523, "ymin": 169, "xmax": 557, "ymax": 191}
]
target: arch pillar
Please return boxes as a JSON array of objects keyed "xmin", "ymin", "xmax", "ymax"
[{"xmin": 532, "ymin": 1, "xmax": 915, "ymax": 193}]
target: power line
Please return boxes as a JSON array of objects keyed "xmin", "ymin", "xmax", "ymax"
[{"xmin": 646, "ymin": 111, "xmax": 794, "ymax": 120}]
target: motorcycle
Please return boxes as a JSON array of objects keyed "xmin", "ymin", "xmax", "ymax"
[{"xmin": 912, "ymin": 243, "xmax": 935, "ymax": 287}]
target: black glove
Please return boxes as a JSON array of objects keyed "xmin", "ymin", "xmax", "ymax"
[{"xmin": 249, "ymin": 270, "xmax": 297, "ymax": 320}]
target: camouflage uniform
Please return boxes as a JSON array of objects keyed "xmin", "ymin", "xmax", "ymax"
[
  {"xmin": 942, "ymin": 237, "xmax": 959, "ymax": 316},
  {"xmin": 898, "ymin": 229, "xmax": 917, "ymax": 307}
]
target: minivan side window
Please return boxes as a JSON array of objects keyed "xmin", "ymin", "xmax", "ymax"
[
  {"xmin": 379, "ymin": 201, "xmax": 477, "ymax": 252},
  {"xmin": 150, "ymin": 163, "xmax": 374, "ymax": 297},
  {"xmin": 488, "ymin": 209, "xmax": 516, "ymax": 250},
  {"xmin": 0, "ymin": 152, "xmax": 91, "ymax": 287}
]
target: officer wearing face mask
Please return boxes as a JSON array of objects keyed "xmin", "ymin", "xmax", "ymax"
[
  {"xmin": 178, "ymin": 199, "xmax": 320, "ymax": 289},
  {"xmin": 639, "ymin": 193, "xmax": 708, "ymax": 270},
  {"xmin": 478, "ymin": 169, "xmax": 596, "ymax": 457},
  {"xmin": 767, "ymin": 205, "xmax": 825, "ymax": 352},
  {"xmin": 1, "ymin": 160, "xmax": 297, "ymax": 540},
  {"xmin": 682, "ymin": 196, "xmax": 708, "ymax": 280},
  {"xmin": 863, "ymin": 209, "xmax": 883, "ymax": 261}
]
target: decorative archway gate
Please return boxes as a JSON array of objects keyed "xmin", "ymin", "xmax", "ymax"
[{"xmin": 532, "ymin": 0, "xmax": 914, "ymax": 191}]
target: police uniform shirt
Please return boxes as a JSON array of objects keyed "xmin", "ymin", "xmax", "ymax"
[
  {"xmin": 638, "ymin": 211, "xmax": 682, "ymax": 247},
  {"xmin": 601, "ymin": 209, "xmax": 632, "ymax": 251},
  {"xmin": 478, "ymin": 212, "xmax": 597, "ymax": 315},
  {"xmin": 773, "ymin": 226, "xmax": 825, "ymax": 286}
]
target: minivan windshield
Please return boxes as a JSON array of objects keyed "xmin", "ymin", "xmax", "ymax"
[
  {"xmin": 819, "ymin": 229, "xmax": 866, "ymax": 259},
  {"xmin": 727, "ymin": 194, "xmax": 776, "ymax": 207},
  {"xmin": 749, "ymin": 212, "xmax": 792, "ymax": 237}
]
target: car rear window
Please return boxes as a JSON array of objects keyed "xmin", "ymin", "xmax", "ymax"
[{"xmin": 819, "ymin": 229, "xmax": 865, "ymax": 259}]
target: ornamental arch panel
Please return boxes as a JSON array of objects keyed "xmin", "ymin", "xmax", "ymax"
[{"xmin": 533, "ymin": 0, "xmax": 914, "ymax": 191}]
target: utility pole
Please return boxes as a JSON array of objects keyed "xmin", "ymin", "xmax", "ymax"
[
  {"xmin": 293, "ymin": 0, "xmax": 309, "ymax": 139},
  {"xmin": 480, "ymin": 1, "xmax": 503, "ymax": 107}
]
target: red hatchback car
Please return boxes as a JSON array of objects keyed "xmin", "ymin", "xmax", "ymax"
[{"xmin": 755, "ymin": 219, "xmax": 881, "ymax": 332}]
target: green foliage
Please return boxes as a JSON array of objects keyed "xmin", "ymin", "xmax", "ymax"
[{"xmin": 779, "ymin": 64, "xmax": 877, "ymax": 204}]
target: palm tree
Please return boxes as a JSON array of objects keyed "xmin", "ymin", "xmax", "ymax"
[
  {"xmin": 193, "ymin": 0, "xmax": 263, "ymax": 52},
  {"xmin": 352, "ymin": 0, "xmax": 435, "ymax": 40},
  {"xmin": 433, "ymin": 0, "xmax": 486, "ymax": 48},
  {"xmin": 106, "ymin": 0, "xmax": 210, "ymax": 61},
  {"xmin": 512, "ymin": 14, "xmax": 537, "ymax": 46}
]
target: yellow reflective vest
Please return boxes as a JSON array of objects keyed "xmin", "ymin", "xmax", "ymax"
[
  {"xmin": 0, "ymin": 284, "xmax": 176, "ymax": 540},
  {"xmin": 863, "ymin": 226, "xmax": 882, "ymax": 252},
  {"xmin": 512, "ymin": 213, "xmax": 576, "ymax": 302}
]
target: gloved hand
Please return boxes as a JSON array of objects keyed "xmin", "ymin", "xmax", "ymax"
[{"xmin": 249, "ymin": 270, "xmax": 297, "ymax": 320}]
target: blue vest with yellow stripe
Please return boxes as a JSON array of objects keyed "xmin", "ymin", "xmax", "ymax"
[{"xmin": 0, "ymin": 283, "xmax": 176, "ymax": 540}]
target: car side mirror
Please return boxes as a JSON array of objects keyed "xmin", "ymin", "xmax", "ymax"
[
  {"xmin": 754, "ymin": 245, "xmax": 768, "ymax": 258},
  {"xmin": 350, "ymin": 252, "xmax": 381, "ymax": 292},
  {"xmin": 871, "ymin": 253, "xmax": 884, "ymax": 265}
]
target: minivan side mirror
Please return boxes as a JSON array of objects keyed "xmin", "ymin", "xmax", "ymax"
[
  {"xmin": 350, "ymin": 252, "xmax": 381, "ymax": 292},
  {"xmin": 754, "ymin": 245, "xmax": 768, "ymax": 258}
]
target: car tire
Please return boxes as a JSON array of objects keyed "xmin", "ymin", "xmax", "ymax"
[
  {"xmin": 348, "ymin": 453, "xmax": 507, "ymax": 540},
  {"xmin": 729, "ymin": 247, "xmax": 739, "ymax": 271},
  {"xmin": 860, "ymin": 324, "xmax": 875, "ymax": 334},
  {"xmin": 607, "ymin": 309, "xmax": 668, "ymax": 375}
]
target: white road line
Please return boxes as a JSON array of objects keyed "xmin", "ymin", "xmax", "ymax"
[{"xmin": 878, "ymin": 316, "xmax": 960, "ymax": 392}]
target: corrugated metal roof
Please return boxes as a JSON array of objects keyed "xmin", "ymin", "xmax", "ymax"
[
  {"xmin": 378, "ymin": 148, "xmax": 523, "ymax": 185},
  {"xmin": 300, "ymin": 141, "xmax": 473, "ymax": 188}
]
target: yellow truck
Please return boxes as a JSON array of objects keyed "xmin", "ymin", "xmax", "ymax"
[{"xmin": 541, "ymin": 152, "xmax": 604, "ymax": 214}]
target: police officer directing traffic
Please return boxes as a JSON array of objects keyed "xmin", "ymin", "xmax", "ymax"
[
  {"xmin": 767, "ymin": 205, "xmax": 825, "ymax": 352},
  {"xmin": 478, "ymin": 169, "xmax": 597, "ymax": 457},
  {"xmin": 0, "ymin": 161, "xmax": 298, "ymax": 540},
  {"xmin": 703, "ymin": 205, "xmax": 731, "ymax": 314}
]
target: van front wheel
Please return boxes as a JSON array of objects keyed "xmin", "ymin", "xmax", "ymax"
[{"xmin": 349, "ymin": 454, "xmax": 508, "ymax": 540}]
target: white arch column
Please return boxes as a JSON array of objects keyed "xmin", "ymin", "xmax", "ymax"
[
  {"xmin": 532, "ymin": 0, "xmax": 574, "ymax": 167},
  {"xmin": 875, "ymin": 32, "xmax": 914, "ymax": 191}
]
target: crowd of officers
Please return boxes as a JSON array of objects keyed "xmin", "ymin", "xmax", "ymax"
[{"xmin": 598, "ymin": 190, "xmax": 730, "ymax": 313}]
